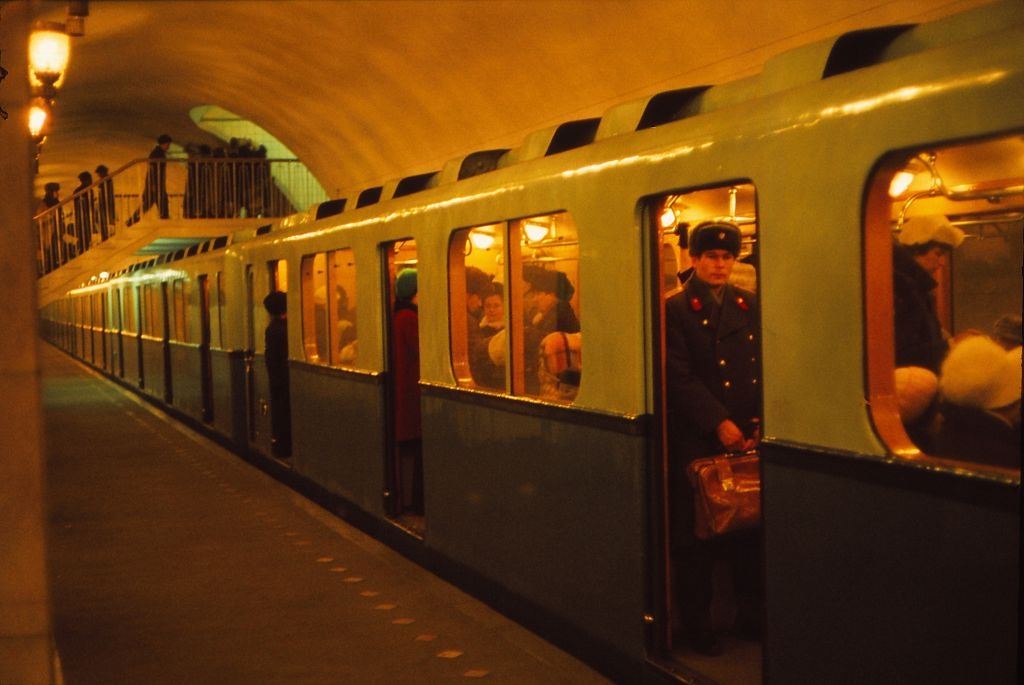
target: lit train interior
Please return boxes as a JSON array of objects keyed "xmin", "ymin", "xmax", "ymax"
[{"xmin": 875, "ymin": 132, "xmax": 1023, "ymax": 463}]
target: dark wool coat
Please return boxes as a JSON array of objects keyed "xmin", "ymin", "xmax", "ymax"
[
  {"xmin": 392, "ymin": 301, "xmax": 421, "ymax": 442},
  {"xmin": 893, "ymin": 243, "xmax": 948, "ymax": 373},
  {"xmin": 666, "ymin": 275, "xmax": 761, "ymax": 458},
  {"xmin": 264, "ymin": 316, "xmax": 291, "ymax": 455}
]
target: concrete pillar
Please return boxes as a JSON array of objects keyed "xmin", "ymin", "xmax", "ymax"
[{"xmin": 0, "ymin": 2, "xmax": 58, "ymax": 683}]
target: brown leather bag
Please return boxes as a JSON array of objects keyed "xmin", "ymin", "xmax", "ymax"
[{"xmin": 686, "ymin": 451, "xmax": 761, "ymax": 539}]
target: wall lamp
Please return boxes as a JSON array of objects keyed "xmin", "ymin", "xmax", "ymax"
[
  {"xmin": 28, "ymin": 97, "xmax": 50, "ymax": 140},
  {"xmin": 29, "ymin": 20, "xmax": 70, "ymax": 100}
]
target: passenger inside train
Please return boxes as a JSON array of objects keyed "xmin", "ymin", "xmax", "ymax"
[{"xmin": 391, "ymin": 264, "xmax": 424, "ymax": 519}]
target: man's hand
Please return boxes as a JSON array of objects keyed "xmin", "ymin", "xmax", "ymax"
[{"xmin": 716, "ymin": 419, "xmax": 749, "ymax": 452}]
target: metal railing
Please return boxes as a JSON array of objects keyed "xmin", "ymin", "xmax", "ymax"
[{"xmin": 34, "ymin": 157, "xmax": 328, "ymax": 276}]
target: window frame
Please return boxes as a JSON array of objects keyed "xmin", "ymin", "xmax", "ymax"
[
  {"xmin": 863, "ymin": 138, "xmax": 1021, "ymax": 480},
  {"xmin": 446, "ymin": 210, "xmax": 582, "ymax": 404}
]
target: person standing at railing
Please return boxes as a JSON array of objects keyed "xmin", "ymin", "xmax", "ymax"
[
  {"xmin": 72, "ymin": 171, "xmax": 96, "ymax": 253},
  {"xmin": 38, "ymin": 182, "xmax": 63, "ymax": 272},
  {"xmin": 95, "ymin": 164, "xmax": 115, "ymax": 240},
  {"xmin": 184, "ymin": 144, "xmax": 199, "ymax": 218},
  {"xmin": 130, "ymin": 133, "xmax": 172, "ymax": 224}
]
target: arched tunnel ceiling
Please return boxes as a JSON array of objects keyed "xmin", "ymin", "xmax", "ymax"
[{"xmin": 35, "ymin": 0, "xmax": 995, "ymax": 200}]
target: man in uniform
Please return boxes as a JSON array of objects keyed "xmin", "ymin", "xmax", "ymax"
[{"xmin": 665, "ymin": 220, "xmax": 762, "ymax": 655}]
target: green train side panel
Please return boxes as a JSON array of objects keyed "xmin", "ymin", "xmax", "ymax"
[
  {"xmin": 763, "ymin": 443, "xmax": 1019, "ymax": 684},
  {"xmin": 210, "ymin": 349, "xmax": 247, "ymax": 447},
  {"xmin": 140, "ymin": 338, "xmax": 166, "ymax": 400},
  {"xmin": 290, "ymin": 364, "xmax": 387, "ymax": 518},
  {"xmin": 421, "ymin": 391, "xmax": 648, "ymax": 659},
  {"xmin": 169, "ymin": 343, "xmax": 203, "ymax": 421}
]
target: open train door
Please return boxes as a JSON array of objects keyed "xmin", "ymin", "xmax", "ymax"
[
  {"xmin": 380, "ymin": 238, "xmax": 425, "ymax": 536},
  {"xmin": 198, "ymin": 274, "xmax": 214, "ymax": 423},
  {"xmin": 646, "ymin": 184, "xmax": 764, "ymax": 684},
  {"xmin": 244, "ymin": 264, "xmax": 258, "ymax": 445}
]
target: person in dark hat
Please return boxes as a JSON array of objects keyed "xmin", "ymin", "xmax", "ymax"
[
  {"xmin": 131, "ymin": 134, "xmax": 172, "ymax": 223},
  {"xmin": 665, "ymin": 220, "xmax": 762, "ymax": 655},
  {"xmin": 522, "ymin": 266, "xmax": 580, "ymax": 396},
  {"xmin": 94, "ymin": 164, "xmax": 115, "ymax": 240},
  {"xmin": 38, "ymin": 182, "xmax": 64, "ymax": 271},
  {"xmin": 263, "ymin": 290, "xmax": 291, "ymax": 459},
  {"xmin": 72, "ymin": 171, "xmax": 95, "ymax": 252}
]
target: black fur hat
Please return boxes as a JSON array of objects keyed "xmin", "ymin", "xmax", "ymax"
[
  {"xmin": 263, "ymin": 291, "xmax": 287, "ymax": 316},
  {"xmin": 689, "ymin": 221, "xmax": 741, "ymax": 257}
]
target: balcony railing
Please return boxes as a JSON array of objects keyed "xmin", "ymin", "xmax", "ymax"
[{"xmin": 34, "ymin": 157, "xmax": 328, "ymax": 276}]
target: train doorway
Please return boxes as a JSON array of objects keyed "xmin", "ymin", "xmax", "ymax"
[
  {"xmin": 161, "ymin": 282, "xmax": 173, "ymax": 404},
  {"xmin": 647, "ymin": 183, "xmax": 763, "ymax": 685},
  {"xmin": 244, "ymin": 264, "xmax": 258, "ymax": 444},
  {"xmin": 198, "ymin": 274, "xmax": 214, "ymax": 423},
  {"xmin": 381, "ymin": 238, "xmax": 424, "ymax": 536},
  {"xmin": 99, "ymin": 291, "xmax": 109, "ymax": 371}
]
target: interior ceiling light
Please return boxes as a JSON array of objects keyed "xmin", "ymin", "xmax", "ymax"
[
  {"xmin": 469, "ymin": 229, "xmax": 496, "ymax": 250},
  {"xmin": 659, "ymin": 206, "xmax": 677, "ymax": 229},
  {"xmin": 523, "ymin": 222, "xmax": 549, "ymax": 243},
  {"xmin": 888, "ymin": 170, "xmax": 917, "ymax": 198}
]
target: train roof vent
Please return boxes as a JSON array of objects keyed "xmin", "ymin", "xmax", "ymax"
[
  {"xmin": 458, "ymin": 149, "xmax": 508, "ymax": 180},
  {"xmin": 256, "ymin": 224, "xmax": 272, "ymax": 236},
  {"xmin": 546, "ymin": 118, "xmax": 601, "ymax": 156},
  {"xmin": 596, "ymin": 87, "xmax": 711, "ymax": 140},
  {"xmin": 637, "ymin": 87, "xmax": 714, "ymax": 130},
  {"xmin": 501, "ymin": 118, "xmax": 600, "ymax": 168},
  {"xmin": 314, "ymin": 198, "xmax": 346, "ymax": 220},
  {"xmin": 393, "ymin": 171, "xmax": 439, "ymax": 199},
  {"xmin": 186, "ymin": 244, "xmax": 200, "ymax": 257},
  {"xmin": 174, "ymin": 249, "xmax": 186, "ymax": 261},
  {"xmin": 213, "ymin": 236, "xmax": 228, "ymax": 249},
  {"xmin": 823, "ymin": 25, "xmax": 915, "ymax": 78},
  {"xmin": 356, "ymin": 186, "xmax": 383, "ymax": 208}
]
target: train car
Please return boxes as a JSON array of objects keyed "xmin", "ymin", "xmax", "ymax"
[{"xmin": 42, "ymin": 3, "xmax": 1022, "ymax": 683}]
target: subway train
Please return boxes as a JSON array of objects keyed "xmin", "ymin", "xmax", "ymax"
[{"xmin": 40, "ymin": 3, "xmax": 1022, "ymax": 683}]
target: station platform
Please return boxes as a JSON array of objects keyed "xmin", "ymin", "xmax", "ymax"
[{"xmin": 40, "ymin": 345, "xmax": 610, "ymax": 684}]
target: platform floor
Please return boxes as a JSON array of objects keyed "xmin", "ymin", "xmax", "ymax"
[{"xmin": 41, "ymin": 345, "xmax": 610, "ymax": 684}]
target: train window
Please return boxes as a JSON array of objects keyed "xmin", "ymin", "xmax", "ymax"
[
  {"xmin": 269, "ymin": 259, "xmax": 288, "ymax": 293},
  {"xmin": 123, "ymin": 287, "xmax": 136, "ymax": 334},
  {"xmin": 299, "ymin": 252, "xmax": 356, "ymax": 367},
  {"xmin": 171, "ymin": 279, "xmax": 188, "ymax": 342},
  {"xmin": 142, "ymin": 286, "xmax": 151, "ymax": 337},
  {"xmin": 512, "ymin": 213, "xmax": 582, "ymax": 402},
  {"xmin": 328, "ymin": 249, "xmax": 358, "ymax": 367},
  {"xmin": 865, "ymin": 133, "xmax": 1022, "ymax": 474},
  {"xmin": 301, "ymin": 253, "xmax": 329, "ymax": 364},
  {"xmin": 447, "ymin": 213, "xmax": 582, "ymax": 403},
  {"xmin": 449, "ymin": 224, "xmax": 507, "ymax": 392}
]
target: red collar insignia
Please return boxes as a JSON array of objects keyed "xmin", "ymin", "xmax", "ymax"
[{"xmin": 689, "ymin": 296, "xmax": 703, "ymax": 312}]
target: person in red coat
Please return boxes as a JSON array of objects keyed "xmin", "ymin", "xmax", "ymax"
[{"xmin": 392, "ymin": 268, "xmax": 423, "ymax": 514}]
